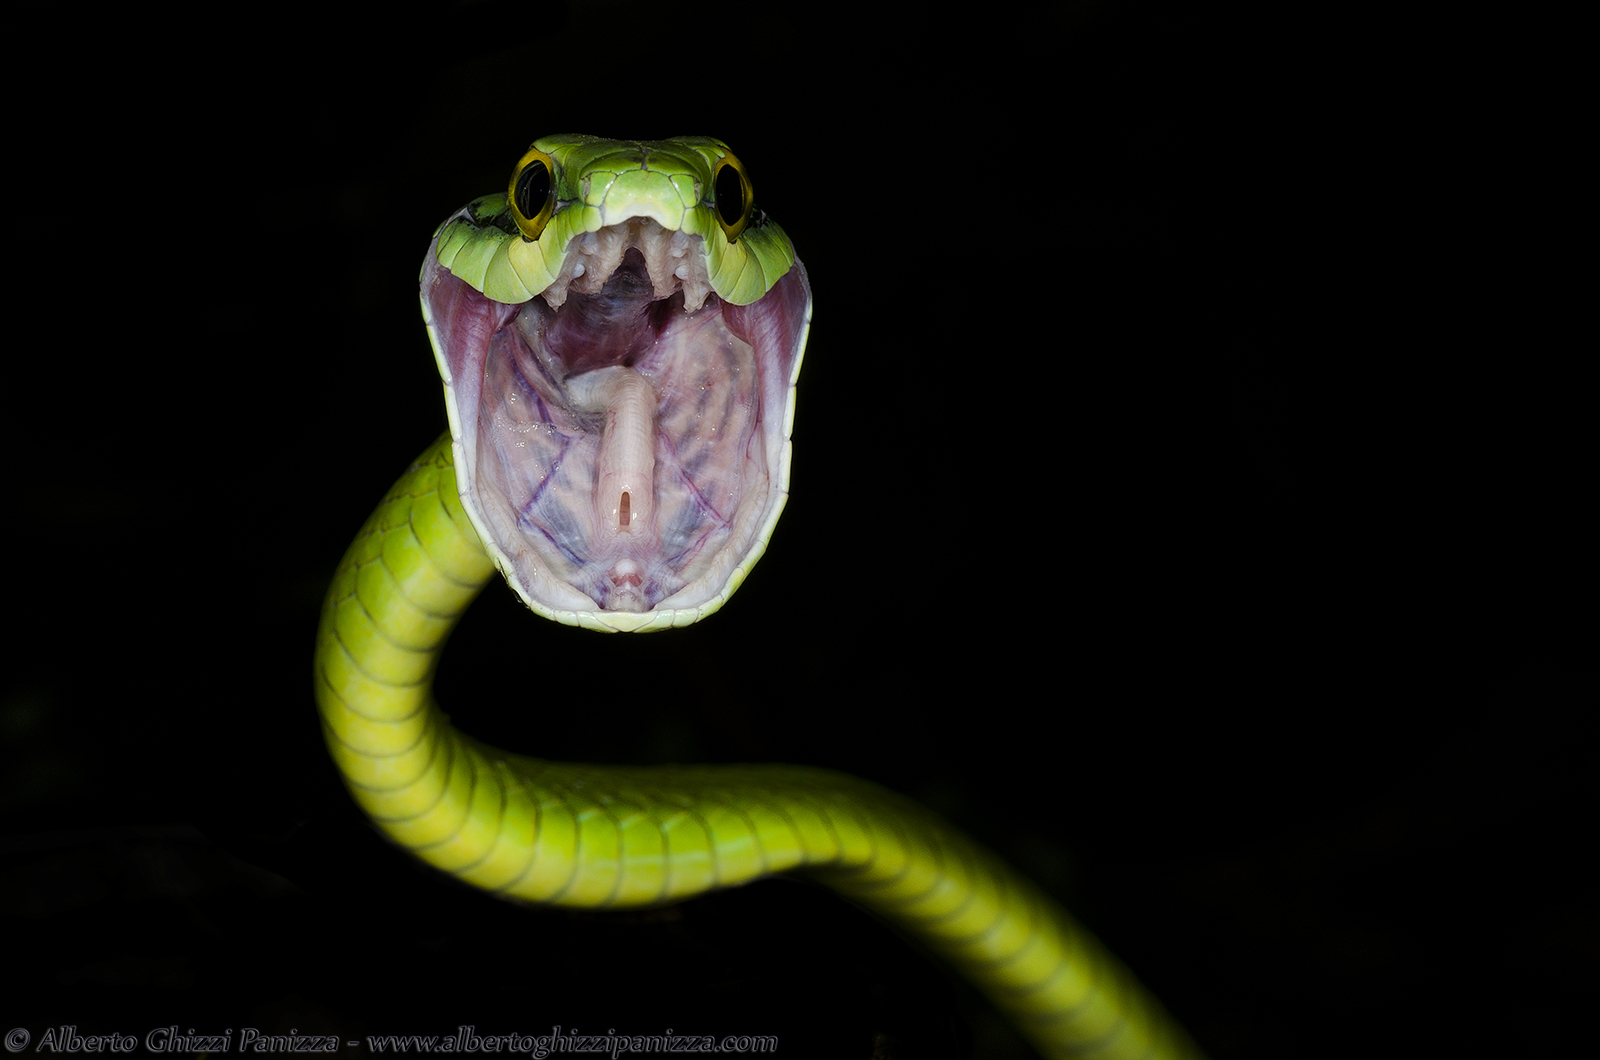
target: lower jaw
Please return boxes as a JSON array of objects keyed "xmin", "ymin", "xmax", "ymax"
[{"xmin": 481, "ymin": 280, "xmax": 763, "ymax": 614}]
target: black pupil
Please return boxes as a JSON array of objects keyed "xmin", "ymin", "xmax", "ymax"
[
  {"xmin": 715, "ymin": 164, "xmax": 745, "ymax": 226},
  {"xmin": 516, "ymin": 161, "xmax": 550, "ymax": 220}
]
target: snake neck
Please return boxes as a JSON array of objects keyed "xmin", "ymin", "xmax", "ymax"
[{"xmin": 313, "ymin": 435, "xmax": 491, "ymax": 847}]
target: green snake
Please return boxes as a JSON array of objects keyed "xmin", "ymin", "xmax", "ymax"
[{"xmin": 313, "ymin": 135, "xmax": 1204, "ymax": 1059}]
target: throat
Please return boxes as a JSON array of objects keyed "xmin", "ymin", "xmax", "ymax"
[{"xmin": 537, "ymin": 249, "xmax": 676, "ymax": 376}]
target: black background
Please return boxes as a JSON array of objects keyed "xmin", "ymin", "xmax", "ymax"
[{"xmin": 2, "ymin": 2, "xmax": 1582, "ymax": 1058}]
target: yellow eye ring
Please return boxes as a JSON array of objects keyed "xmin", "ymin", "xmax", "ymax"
[
  {"xmin": 507, "ymin": 146, "xmax": 558, "ymax": 241},
  {"xmin": 711, "ymin": 149, "xmax": 754, "ymax": 243}
]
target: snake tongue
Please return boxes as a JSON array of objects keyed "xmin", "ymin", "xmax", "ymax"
[{"xmin": 422, "ymin": 224, "xmax": 810, "ymax": 631}]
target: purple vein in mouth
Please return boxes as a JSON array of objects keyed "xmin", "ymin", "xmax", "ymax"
[
  {"xmin": 427, "ymin": 213, "xmax": 808, "ymax": 620},
  {"xmin": 484, "ymin": 230, "xmax": 760, "ymax": 612}
]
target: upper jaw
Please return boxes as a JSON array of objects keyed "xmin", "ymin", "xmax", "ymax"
[{"xmin": 539, "ymin": 218, "xmax": 715, "ymax": 313}]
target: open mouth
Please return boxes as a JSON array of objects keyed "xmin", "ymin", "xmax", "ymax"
[{"xmin": 422, "ymin": 210, "xmax": 810, "ymax": 630}]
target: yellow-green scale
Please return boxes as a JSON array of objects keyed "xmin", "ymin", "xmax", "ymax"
[{"xmin": 313, "ymin": 434, "xmax": 1204, "ymax": 1060}]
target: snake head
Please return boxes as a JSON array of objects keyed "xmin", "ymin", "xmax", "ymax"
[{"xmin": 420, "ymin": 136, "xmax": 812, "ymax": 632}]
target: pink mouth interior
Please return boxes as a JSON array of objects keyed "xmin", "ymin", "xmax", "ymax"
[{"xmin": 424, "ymin": 229, "xmax": 809, "ymax": 618}]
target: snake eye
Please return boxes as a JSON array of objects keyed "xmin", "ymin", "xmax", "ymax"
[
  {"xmin": 712, "ymin": 150, "xmax": 754, "ymax": 242},
  {"xmin": 508, "ymin": 147, "xmax": 558, "ymax": 241}
]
